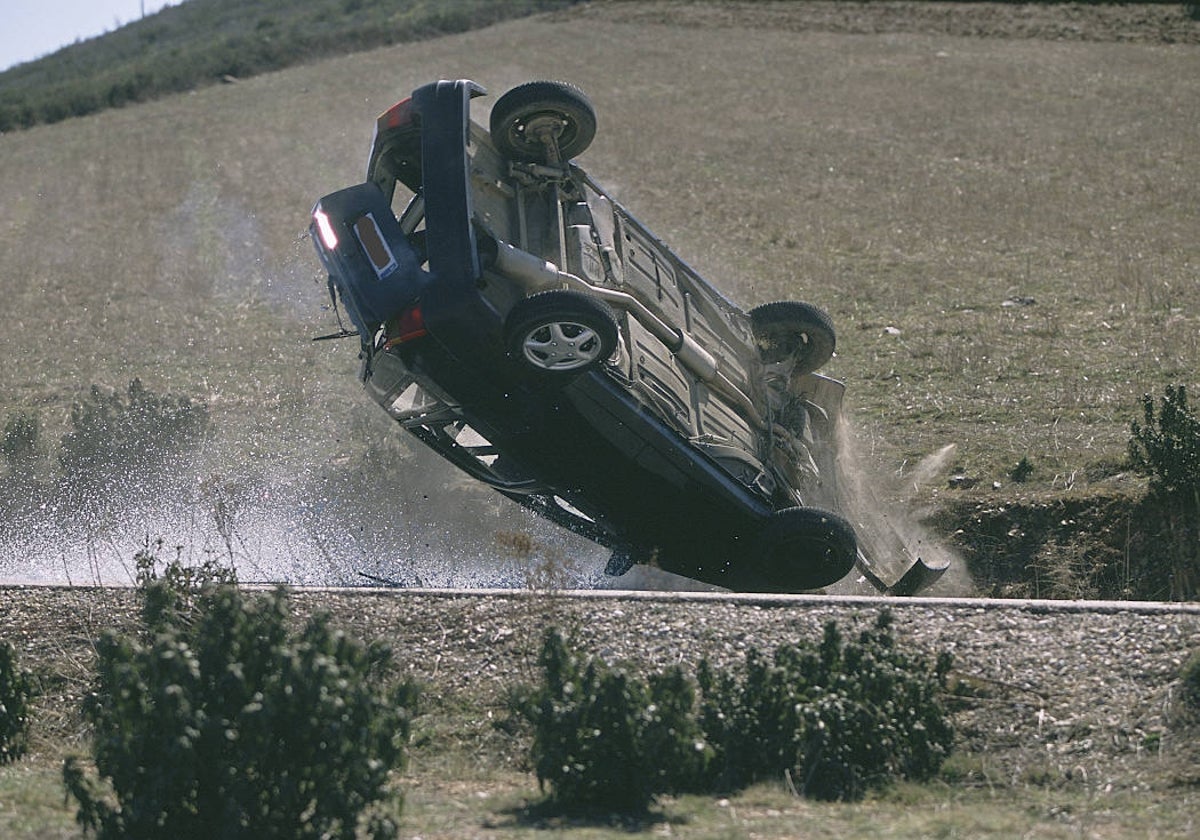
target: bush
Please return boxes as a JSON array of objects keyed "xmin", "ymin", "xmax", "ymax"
[
  {"xmin": 0, "ymin": 640, "xmax": 33, "ymax": 765},
  {"xmin": 59, "ymin": 379, "xmax": 209, "ymax": 496},
  {"xmin": 516, "ymin": 613, "xmax": 955, "ymax": 812},
  {"xmin": 0, "ymin": 382, "xmax": 208, "ymax": 538},
  {"xmin": 0, "ymin": 412, "xmax": 44, "ymax": 529},
  {"xmin": 516, "ymin": 628, "xmax": 708, "ymax": 813},
  {"xmin": 1009, "ymin": 456, "xmax": 1034, "ymax": 483},
  {"xmin": 1182, "ymin": 649, "xmax": 1200, "ymax": 712},
  {"xmin": 1, "ymin": 412, "xmax": 38, "ymax": 468},
  {"xmin": 697, "ymin": 612, "xmax": 955, "ymax": 801},
  {"xmin": 0, "ymin": 1, "xmax": 581, "ymax": 132},
  {"xmin": 1130, "ymin": 385, "xmax": 1200, "ymax": 499},
  {"xmin": 132, "ymin": 537, "xmax": 238, "ymax": 630},
  {"xmin": 1129, "ymin": 385, "xmax": 1200, "ymax": 599},
  {"xmin": 48, "ymin": 379, "xmax": 211, "ymax": 533},
  {"xmin": 63, "ymin": 583, "xmax": 416, "ymax": 839}
]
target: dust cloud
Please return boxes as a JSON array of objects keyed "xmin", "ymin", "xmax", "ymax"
[
  {"xmin": 828, "ymin": 417, "xmax": 974, "ymax": 597},
  {"xmin": 0, "ymin": 433, "xmax": 605, "ymax": 589},
  {"xmin": 1, "ymin": 408, "xmax": 971, "ymax": 596}
]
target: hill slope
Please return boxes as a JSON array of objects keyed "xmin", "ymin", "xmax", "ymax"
[
  {"xmin": 0, "ymin": 2, "xmax": 1198, "ymax": 593},
  {"xmin": 0, "ymin": 0, "xmax": 578, "ymax": 131}
]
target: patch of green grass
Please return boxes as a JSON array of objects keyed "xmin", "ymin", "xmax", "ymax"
[
  {"xmin": 0, "ymin": 750, "xmax": 82, "ymax": 840},
  {"xmin": 397, "ymin": 775, "xmax": 1200, "ymax": 839},
  {"xmin": 7, "ymin": 730, "xmax": 1197, "ymax": 840}
]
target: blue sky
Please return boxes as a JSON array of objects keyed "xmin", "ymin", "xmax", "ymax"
[{"xmin": 1, "ymin": 0, "xmax": 185, "ymax": 71}]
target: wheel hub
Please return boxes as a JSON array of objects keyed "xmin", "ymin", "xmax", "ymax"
[
  {"xmin": 522, "ymin": 321, "xmax": 601, "ymax": 370},
  {"xmin": 517, "ymin": 113, "xmax": 567, "ymax": 163}
]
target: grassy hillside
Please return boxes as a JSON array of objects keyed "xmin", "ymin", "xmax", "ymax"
[
  {"xmin": 0, "ymin": 2, "xmax": 1198, "ymax": 594},
  {"xmin": 0, "ymin": 0, "xmax": 579, "ymax": 131}
]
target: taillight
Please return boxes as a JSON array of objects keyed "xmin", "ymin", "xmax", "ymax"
[
  {"xmin": 385, "ymin": 304, "xmax": 428, "ymax": 348},
  {"xmin": 376, "ymin": 97, "xmax": 416, "ymax": 133}
]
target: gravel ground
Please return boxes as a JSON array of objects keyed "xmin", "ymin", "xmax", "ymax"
[{"xmin": 4, "ymin": 586, "xmax": 1198, "ymax": 794}]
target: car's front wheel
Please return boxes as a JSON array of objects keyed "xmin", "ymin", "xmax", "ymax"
[
  {"xmin": 505, "ymin": 290, "xmax": 619, "ymax": 377},
  {"xmin": 749, "ymin": 301, "xmax": 836, "ymax": 376},
  {"xmin": 753, "ymin": 506, "xmax": 858, "ymax": 591}
]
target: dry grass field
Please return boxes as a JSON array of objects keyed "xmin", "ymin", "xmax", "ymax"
[
  {"xmin": 0, "ymin": 2, "xmax": 1198, "ymax": 587},
  {"xmin": 1, "ymin": 3, "xmax": 1200, "ymax": 836}
]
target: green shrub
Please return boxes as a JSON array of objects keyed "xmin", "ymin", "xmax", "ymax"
[
  {"xmin": 695, "ymin": 646, "xmax": 802, "ymax": 792},
  {"xmin": 0, "ymin": 640, "xmax": 33, "ymax": 765},
  {"xmin": 1010, "ymin": 456, "xmax": 1034, "ymax": 483},
  {"xmin": 1182, "ymin": 649, "xmax": 1200, "ymax": 712},
  {"xmin": 697, "ymin": 612, "xmax": 955, "ymax": 801},
  {"xmin": 0, "ymin": 412, "xmax": 44, "ymax": 529},
  {"xmin": 63, "ymin": 584, "xmax": 416, "ymax": 839},
  {"xmin": 0, "ymin": 382, "xmax": 208, "ymax": 535},
  {"xmin": 59, "ymin": 379, "xmax": 209, "ymax": 494},
  {"xmin": 1, "ymin": 412, "xmax": 39, "ymax": 467},
  {"xmin": 49, "ymin": 379, "xmax": 211, "ymax": 531},
  {"xmin": 132, "ymin": 537, "xmax": 238, "ymax": 630},
  {"xmin": 1129, "ymin": 385, "xmax": 1200, "ymax": 599},
  {"xmin": 516, "ymin": 628, "xmax": 708, "ymax": 813},
  {"xmin": 517, "ymin": 614, "xmax": 954, "ymax": 812},
  {"xmin": 1130, "ymin": 385, "xmax": 1200, "ymax": 499}
]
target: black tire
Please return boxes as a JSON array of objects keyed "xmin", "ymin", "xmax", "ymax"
[
  {"xmin": 490, "ymin": 81, "xmax": 597, "ymax": 164},
  {"xmin": 754, "ymin": 506, "xmax": 857, "ymax": 591},
  {"xmin": 505, "ymin": 290, "xmax": 618, "ymax": 377},
  {"xmin": 749, "ymin": 301, "xmax": 836, "ymax": 375}
]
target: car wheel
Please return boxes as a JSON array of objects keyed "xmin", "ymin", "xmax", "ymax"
[
  {"xmin": 749, "ymin": 301, "xmax": 836, "ymax": 375},
  {"xmin": 505, "ymin": 290, "xmax": 618, "ymax": 377},
  {"xmin": 754, "ymin": 506, "xmax": 857, "ymax": 591},
  {"xmin": 490, "ymin": 81, "xmax": 597, "ymax": 164}
]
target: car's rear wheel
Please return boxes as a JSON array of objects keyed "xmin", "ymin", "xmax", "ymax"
[
  {"xmin": 749, "ymin": 301, "xmax": 836, "ymax": 375},
  {"xmin": 505, "ymin": 290, "xmax": 618, "ymax": 377},
  {"xmin": 490, "ymin": 81, "xmax": 597, "ymax": 164},
  {"xmin": 753, "ymin": 506, "xmax": 857, "ymax": 591}
]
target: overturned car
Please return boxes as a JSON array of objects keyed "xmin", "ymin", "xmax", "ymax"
[{"xmin": 311, "ymin": 78, "xmax": 940, "ymax": 593}]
